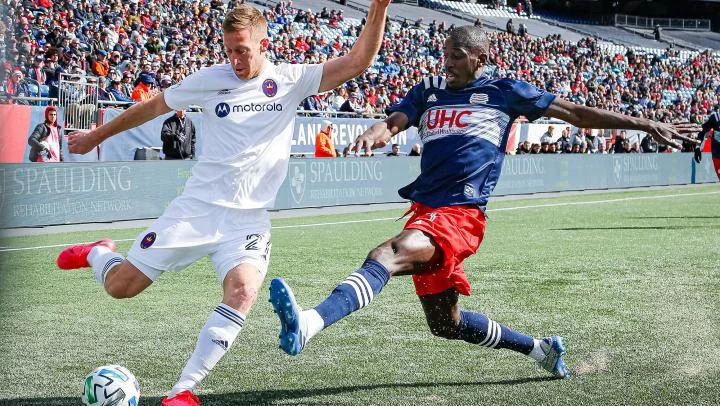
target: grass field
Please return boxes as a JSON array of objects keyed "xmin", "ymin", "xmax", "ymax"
[{"xmin": 1, "ymin": 185, "xmax": 719, "ymax": 406}]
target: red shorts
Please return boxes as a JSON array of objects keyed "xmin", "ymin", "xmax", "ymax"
[{"xmin": 403, "ymin": 203, "xmax": 486, "ymax": 297}]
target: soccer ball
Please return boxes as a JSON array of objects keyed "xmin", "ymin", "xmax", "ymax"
[{"xmin": 81, "ymin": 365, "xmax": 140, "ymax": 406}]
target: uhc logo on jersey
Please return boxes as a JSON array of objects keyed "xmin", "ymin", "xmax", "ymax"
[
  {"xmin": 419, "ymin": 106, "xmax": 510, "ymax": 147},
  {"xmin": 262, "ymin": 79, "xmax": 278, "ymax": 97}
]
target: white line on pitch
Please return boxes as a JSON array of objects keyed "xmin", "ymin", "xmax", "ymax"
[{"xmin": 1, "ymin": 190, "xmax": 718, "ymax": 253}]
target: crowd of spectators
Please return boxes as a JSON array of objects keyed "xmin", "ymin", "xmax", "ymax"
[
  {"xmin": 515, "ymin": 124, "xmax": 673, "ymax": 155},
  {"xmin": 1, "ymin": 0, "xmax": 718, "ymax": 127}
]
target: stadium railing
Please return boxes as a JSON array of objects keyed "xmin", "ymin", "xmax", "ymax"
[{"xmin": 614, "ymin": 14, "xmax": 711, "ymax": 32}]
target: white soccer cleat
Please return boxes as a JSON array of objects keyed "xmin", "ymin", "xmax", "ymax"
[{"xmin": 537, "ymin": 336, "xmax": 571, "ymax": 378}]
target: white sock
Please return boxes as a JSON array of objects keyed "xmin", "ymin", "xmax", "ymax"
[
  {"xmin": 302, "ymin": 309, "xmax": 325, "ymax": 341},
  {"xmin": 169, "ymin": 304, "xmax": 245, "ymax": 396},
  {"xmin": 88, "ymin": 246, "xmax": 124, "ymax": 285},
  {"xmin": 528, "ymin": 339, "xmax": 546, "ymax": 361}
]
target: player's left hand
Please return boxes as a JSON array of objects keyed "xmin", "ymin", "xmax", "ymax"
[
  {"xmin": 694, "ymin": 146, "xmax": 703, "ymax": 163},
  {"xmin": 646, "ymin": 121, "xmax": 700, "ymax": 150},
  {"xmin": 67, "ymin": 129, "xmax": 102, "ymax": 155},
  {"xmin": 352, "ymin": 134, "xmax": 388, "ymax": 155}
]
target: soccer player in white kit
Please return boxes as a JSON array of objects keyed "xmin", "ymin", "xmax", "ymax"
[{"xmin": 56, "ymin": 3, "xmax": 390, "ymax": 405}]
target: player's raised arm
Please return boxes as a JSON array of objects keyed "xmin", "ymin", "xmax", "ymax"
[
  {"xmin": 67, "ymin": 93, "xmax": 172, "ymax": 154},
  {"xmin": 544, "ymin": 97, "xmax": 699, "ymax": 150},
  {"xmin": 318, "ymin": 0, "xmax": 390, "ymax": 93},
  {"xmin": 353, "ymin": 112, "xmax": 409, "ymax": 154}
]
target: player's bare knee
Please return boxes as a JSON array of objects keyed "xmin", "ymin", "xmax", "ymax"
[
  {"xmin": 224, "ymin": 280, "xmax": 258, "ymax": 308},
  {"xmin": 366, "ymin": 242, "xmax": 394, "ymax": 263}
]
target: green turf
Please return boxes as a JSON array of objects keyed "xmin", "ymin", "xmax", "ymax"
[{"xmin": 1, "ymin": 185, "xmax": 719, "ymax": 406}]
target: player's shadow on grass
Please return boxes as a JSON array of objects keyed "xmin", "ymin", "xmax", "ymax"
[
  {"xmin": 626, "ymin": 216, "xmax": 720, "ymax": 219},
  {"xmin": 551, "ymin": 225, "xmax": 712, "ymax": 231},
  {"xmin": 0, "ymin": 377, "xmax": 557, "ymax": 406}
]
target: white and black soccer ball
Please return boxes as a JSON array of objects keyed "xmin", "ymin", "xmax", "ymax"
[{"xmin": 81, "ymin": 365, "xmax": 140, "ymax": 406}]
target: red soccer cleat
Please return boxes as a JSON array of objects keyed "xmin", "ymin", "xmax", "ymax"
[
  {"xmin": 56, "ymin": 239, "xmax": 117, "ymax": 270},
  {"xmin": 162, "ymin": 390, "xmax": 201, "ymax": 406}
]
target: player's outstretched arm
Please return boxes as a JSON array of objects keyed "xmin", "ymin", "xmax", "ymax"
[
  {"xmin": 352, "ymin": 112, "xmax": 409, "ymax": 154},
  {"xmin": 67, "ymin": 93, "xmax": 172, "ymax": 154},
  {"xmin": 545, "ymin": 97, "xmax": 700, "ymax": 150},
  {"xmin": 318, "ymin": 0, "xmax": 390, "ymax": 93}
]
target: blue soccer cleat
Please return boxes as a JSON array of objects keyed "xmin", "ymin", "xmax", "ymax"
[
  {"xmin": 537, "ymin": 336, "xmax": 571, "ymax": 378},
  {"xmin": 269, "ymin": 278, "xmax": 307, "ymax": 356}
]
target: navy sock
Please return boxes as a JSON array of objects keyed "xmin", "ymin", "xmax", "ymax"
[
  {"xmin": 457, "ymin": 310, "xmax": 534, "ymax": 354},
  {"xmin": 314, "ymin": 259, "xmax": 390, "ymax": 328}
]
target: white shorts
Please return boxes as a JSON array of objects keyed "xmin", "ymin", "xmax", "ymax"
[{"xmin": 127, "ymin": 195, "xmax": 272, "ymax": 283}]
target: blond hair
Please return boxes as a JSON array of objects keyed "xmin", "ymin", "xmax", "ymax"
[{"xmin": 222, "ymin": 4, "xmax": 267, "ymax": 38}]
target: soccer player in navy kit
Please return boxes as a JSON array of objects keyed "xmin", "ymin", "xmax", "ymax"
[
  {"xmin": 694, "ymin": 110, "xmax": 720, "ymax": 181},
  {"xmin": 269, "ymin": 26, "xmax": 699, "ymax": 378}
]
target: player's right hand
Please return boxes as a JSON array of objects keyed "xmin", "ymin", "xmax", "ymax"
[{"xmin": 67, "ymin": 130, "xmax": 101, "ymax": 155}]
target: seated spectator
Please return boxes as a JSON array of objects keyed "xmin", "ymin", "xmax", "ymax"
[
  {"xmin": 529, "ymin": 143, "xmax": 541, "ymax": 154},
  {"xmin": 339, "ymin": 92, "xmax": 364, "ymax": 115},
  {"xmin": 570, "ymin": 141, "xmax": 582, "ymax": 154},
  {"xmin": 107, "ymin": 74, "xmax": 133, "ymax": 103},
  {"xmin": 540, "ymin": 141, "xmax": 550, "ymax": 153},
  {"xmin": 91, "ymin": 50, "xmax": 110, "ymax": 78},
  {"xmin": 386, "ymin": 144, "xmax": 400, "ymax": 156},
  {"xmin": 5, "ymin": 70, "xmax": 31, "ymax": 104},
  {"xmin": 516, "ymin": 140, "xmax": 531, "ymax": 154},
  {"xmin": 120, "ymin": 72, "xmax": 135, "ymax": 100},
  {"xmin": 28, "ymin": 55, "xmax": 46, "ymax": 85},
  {"xmin": 614, "ymin": 130, "xmax": 628, "ymax": 154},
  {"xmin": 586, "ymin": 130, "xmax": 604, "ymax": 154},
  {"xmin": 556, "ymin": 129, "xmax": 571, "ymax": 153},
  {"xmin": 131, "ymin": 73, "xmax": 155, "ymax": 102},
  {"xmin": 640, "ymin": 133, "xmax": 659, "ymax": 153}
]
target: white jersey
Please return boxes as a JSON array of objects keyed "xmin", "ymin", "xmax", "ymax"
[{"xmin": 164, "ymin": 61, "xmax": 323, "ymax": 208}]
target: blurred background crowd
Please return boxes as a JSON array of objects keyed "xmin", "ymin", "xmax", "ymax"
[{"xmin": 1, "ymin": 0, "xmax": 718, "ymax": 130}]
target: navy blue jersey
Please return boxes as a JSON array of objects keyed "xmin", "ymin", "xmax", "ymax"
[{"xmin": 387, "ymin": 76, "xmax": 555, "ymax": 209}]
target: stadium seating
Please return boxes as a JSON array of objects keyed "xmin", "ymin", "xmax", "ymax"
[{"xmin": 3, "ymin": 0, "xmax": 718, "ymax": 126}]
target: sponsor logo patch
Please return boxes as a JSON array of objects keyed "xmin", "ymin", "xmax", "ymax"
[
  {"xmin": 140, "ymin": 232, "xmax": 156, "ymax": 249},
  {"xmin": 215, "ymin": 102, "xmax": 230, "ymax": 118},
  {"xmin": 427, "ymin": 94, "xmax": 437, "ymax": 103},
  {"xmin": 464, "ymin": 184, "xmax": 475, "ymax": 198},
  {"xmin": 469, "ymin": 93, "xmax": 488, "ymax": 104},
  {"xmin": 262, "ymin": 78, "xmax": 278, "ymax": 97}
]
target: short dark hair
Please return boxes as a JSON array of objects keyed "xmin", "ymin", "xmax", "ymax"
[{"xmin": 447, "ymin": 26, "xmax": 489, "ymax": 57}]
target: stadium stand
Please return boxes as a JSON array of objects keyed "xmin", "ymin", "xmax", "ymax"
[{"xmin": 1, "ymin": 0, "xmax": 718, "ymax": 131}]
